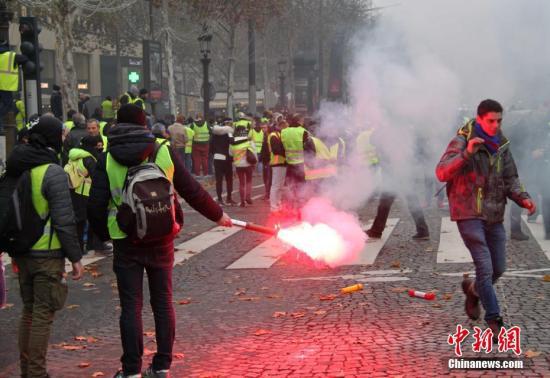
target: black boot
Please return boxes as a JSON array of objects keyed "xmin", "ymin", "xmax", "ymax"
[
  {"xmin": 487, "ymin": 316, "xmax": 505, "ymax": 343},
  {"xmin": 461, "ymin": 278, "xmax": 481, "ymax": 320}
]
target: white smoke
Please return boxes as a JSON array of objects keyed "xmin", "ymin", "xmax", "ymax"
[{"xmin": 316, "ymin": 0, "xmax": 550, "ymax": 209}]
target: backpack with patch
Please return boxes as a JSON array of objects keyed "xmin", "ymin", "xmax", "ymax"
[
  {"xmin": 115, "ymin": 143, "xmax": 183, "ymax": 242},
  {"xmin": 0, "ymin": 170, "xmax": 51, "ymax": 257}
]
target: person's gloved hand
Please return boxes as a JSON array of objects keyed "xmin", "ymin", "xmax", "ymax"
[{"xmin": 521, "ymin": 198, "xmax": 537, "ymax": 216}]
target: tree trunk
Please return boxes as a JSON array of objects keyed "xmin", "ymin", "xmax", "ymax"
[
  {"xmin": 287, "ymin": 29, "xmax": 295, "ymax": 111},
  {"xmin": 115, "ymin": 25, "xmax": 121, "ymax": 101},
  {"xmin": 260, "ymin": 31, "xmax": 271, "ymax": 109},
  {"xmin": 225, "ymin": 23, "xmax": 236, "ymax": 118},
  {"xmin": 53, "ymin": 1, "xmax": 78, "ymax": 116},
  {"xmin": 247, "ymin": 19, "xmax": 256, "ymax": 115},
  {"xmin": 162, "ymin": 0, "xmax": 176, "ymax": 115}
]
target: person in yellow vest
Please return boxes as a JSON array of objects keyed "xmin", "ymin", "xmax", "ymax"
[
  {"xmin": 304, "ymin": 129, "xmax": 346, "ymax": 195},
  {"xmin": 233, "ymin": 112, "xmax": 252, "ymax": 131},
  {"xmin": 0, "ymin": 41, "xmax": 27, "ymax": 132},
  {"xmin": 184, "ymin": 117, "xmax": 195, "ymax": 171},
  {"xmin": 229, "ymin": 126, "xmax": 258, "ymax": 207},
  {"xmin": 87, "ymin": 104, "xmax": 231, "ymax": 378},
  {"xmin": 190, "ymin": 116, "xmax": 211, "ymax": 177},
  {"xmin": 152, "ymin": 122, "xmax": 171, "ymax": 145},
  {"xmin": 5, "ymin": 115, "xmax": 83, "ymax": 377},
  {"xmin": 268, "ymin": 119, "xmax": 288, "ymax": 212},
  {"xmin": 14, "ymin": 97, "xmax": 25, "ymax": 131},
  {"xmin": 280, "ymin": 113, "xmax": 309, "ymax": 209},
  {"xmin": 249, "ymin": 118, "xmax": 264, "ymax": 176},
  {"xmin": 64, "ymin": 135, "xmax": 106, "ymax": 253},
  {"xmin": 63, "ymin": 109, "xmax": 77, "ymax": 140},
  {"xmin": 134, "ymin": 88, "xmax": 148, "ymax": 111},
  {"xmin": 119, "ymin": 85, "xmax": 139, "ymax": 108},
  {"xmin": 101, "ymin": 96, "xmax": 115, "ymax": 122},
  {"xmin": 359, "ymin": 127, "xmax": 430, "ymax": 241}
]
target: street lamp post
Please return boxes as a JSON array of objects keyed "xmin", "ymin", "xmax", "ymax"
[
  {"xmin": 198, "ymin": 31, "xmax": 212, "ymax": 119},
  {"xmin": 278, "ymin": 60, "xmax": 287, "ymax": 110}
]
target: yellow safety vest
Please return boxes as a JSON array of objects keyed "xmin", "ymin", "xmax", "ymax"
[
  {"xmin": 192, "ymin": 122, "xmax": 210, "ymax": 143},
  {"xmin": 268, "ymin": 131, "xmax": 285, "ymax": 166},
  {"xmin": 356, "ymin": 129, "xmax": 379, "ymax": 166},
  {"xmin": 281, "ymin": 126, "xmax": 306, "ymax": 165},
  {"xmin": 30, "ymin": 164, "xmax": 62, "ymax": 251},
  {"xmin": 64, "ymin": 121, "xmax": 75, "ymax": 132},
  {"xmin": 249, "ymin": 129, "xmax": 264, "ymax": 153},
  {"xmin": 234, "ymin": 119, "xmax": 251, "ymax": 130},
  {"xmin": 185, "ymin": 126, "xmax": 194, "ymax": 153},
  {"xmin": 101, "ymin": 100, "xmax": 115, "ymax": 119},
  {"xmin": 0, "ymin": 51, "xmax": 19, "ymax": 91},
  {"xmin": 230, "ymin": 141, "xmax": 252, "ymax": 166},
  {"xmin": 105, "ymin": 144, "xmax": 174, "ymax": 239},
  {"xmin": 305, "ymin": 137, "xmax": 342, "ymax": 180},
  {"xmin": 15, "ymin": 99, "xmax": 25, "ymax": 131},
  {"xmin": 64, "ymin": 148, "xmax": 95, "ymax": 197}
]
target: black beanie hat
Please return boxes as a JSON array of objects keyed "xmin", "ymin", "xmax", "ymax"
[
  {"xmin": 28, "ymin": 115, "xmax": 63, "ymax": 153},
  {"xmin": 117, "ymin": 104, "xmax": 146, "ymax": 126}
]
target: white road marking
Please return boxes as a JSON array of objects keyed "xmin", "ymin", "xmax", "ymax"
[
  {"xmin": 226, "ymin": 237, "xmax": 289, "ymax": 269},
  {"xmin": 173, "ymin": 226, "xmax": 241, "ymax": 266},
  {"xmin": 342, "ymin": 218, "xmax": 399, "ymax": 266},
  {"xmin": 439, "ymin": 267, "xmax": 550, "ymax": 279},
  {"xmin": 283, "ymin": 269, "xmax": 413, "ymax": 283},
  {"xmin": 522, "ymin": 215, "xmax": 550, "ymax": 261},
  {"xmin": 437, "ymin": 217, "xmax": 472, "ymax": 263}
]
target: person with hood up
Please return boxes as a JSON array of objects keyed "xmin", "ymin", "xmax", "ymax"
[
  {"xmin": 87, "ymin": 104, "xmax": 231, "ymax": 378},
  {"xmin": 229, "ymin": 125, "xmax": 257, "ymax": 207},
  {"xmin": 5, "ymin": 115, "xmax": 83, "ymax": 377},
  {"xmin": 65, "ymin": 135, "xmax": 105, "ymax": 253}
]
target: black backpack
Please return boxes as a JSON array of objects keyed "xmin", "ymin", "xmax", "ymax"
[
  {"xmin": 115, "ymin": 143, "xmax": 183, "ymax": 243},
  {"xmin": 0, "ymin": 170, "xmax": 51, "ymax": 257}
]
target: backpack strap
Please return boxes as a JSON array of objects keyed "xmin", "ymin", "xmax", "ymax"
[{"xmin": 148, "ymin": 141, "xmax": 164, "ymax": 163}]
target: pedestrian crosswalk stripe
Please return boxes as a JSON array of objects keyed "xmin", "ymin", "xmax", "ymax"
[
  {"xmin": 226, "ymin": 236, "xmax": 289, "ymax": 269},
  {"xmin": 225, "ymin": 218, "xmax": 400, "ymax": 269},
  {"xmin": 173, "ymin": 226, "xmax": 242, "ymax": 266},
  {"xmin": 437, "ymin": 217, "xmax": 472, "ymax": 263},
  {"xmin": 342, "ymin": 218, "xmax": 400, "ymax": 266},
  {"xmin": 522, "ymin": 215, "xmax": 550, "ymax": 261}
]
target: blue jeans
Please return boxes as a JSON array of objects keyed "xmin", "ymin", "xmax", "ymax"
[
  {"xmin": 457, "ymin": 219, "xmax": 506, "ymax": 321},
  {"xmin": 184, "ymin": 152, "xmax": 193, "ymax": 172}
]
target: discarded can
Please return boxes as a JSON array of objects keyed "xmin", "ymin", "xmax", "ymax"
[
  {"xmin": 341, "ymin": 283, "xmax": 364, "ymax": 294},
  {"xmin": 408, "ymin": 289, "xmax": 435, "ymax": 300}
]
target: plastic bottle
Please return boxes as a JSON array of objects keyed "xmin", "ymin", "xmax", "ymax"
[
  {"xmin": 341, "ymin": 283, "xmax": 364, "ymax": 294},
  {"xmin": 408, "ymin": 289, "xmax": 435, "ymax": 300}
]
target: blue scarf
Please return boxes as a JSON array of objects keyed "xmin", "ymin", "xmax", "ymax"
[{"xmin": 474, "ymin": 122, "xmax": 500, "ymax": 155}]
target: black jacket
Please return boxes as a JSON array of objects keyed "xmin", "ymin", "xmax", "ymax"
[
  {"xmin": 210, "ymin": 125, "xmax": 233, "ymax": 158},
  {"xmin": 50, "ymin": 90, "xmax": 63, "ymax": 119},
  {"xmin": 5, "ymin": 144, "xmax": 82, "ymax": 262},
  {"xmin": 87, "ymin": 123, "xmax": 223, "ymax": 254}
]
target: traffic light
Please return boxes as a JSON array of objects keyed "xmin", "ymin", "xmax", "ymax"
[{"xmin": 19, "ymin": 16, "xmax": 42, "ymax": 80}]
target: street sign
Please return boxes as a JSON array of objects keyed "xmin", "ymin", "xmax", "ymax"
[{"xmin": 128, "ymin": 71, "xmax": 140, "ymax": 83}]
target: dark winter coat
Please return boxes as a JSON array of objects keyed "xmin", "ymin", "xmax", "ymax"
[
  {"xmin": 436, "ymin": 120, "xmax": 530, "ymax": 224},
  {"xmin": 87, "ymin": 123, "xmax": 223, "ymax": 255},
  {"xmin": 50, "ymin": 90, "xmax": 63, "ymax": 119},
  {"xmin": 5, "ymin": 143, "xmax": 82, "ymax": 262}
]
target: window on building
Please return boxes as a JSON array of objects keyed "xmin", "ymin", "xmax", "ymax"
[
  {"xmin": 74, "ymin": 53, "xmax": 90, "ymax": 92},
  {"xmin": 40, "ymin": 49, "xmax": 55, "ymax": 94}
]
